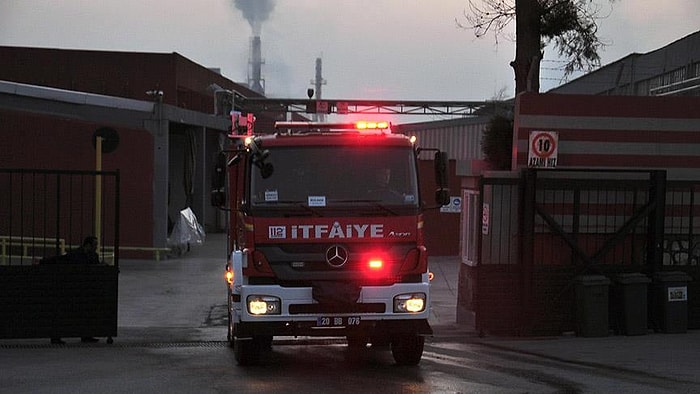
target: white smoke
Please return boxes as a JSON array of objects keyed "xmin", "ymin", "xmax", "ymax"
[{"xmin": 233, "ymin": 0, "xmax": 276, "ymax": 36}]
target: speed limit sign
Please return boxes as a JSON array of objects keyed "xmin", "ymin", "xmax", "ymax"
[{"xmin": 528, "ymin": 131, "xmax": 558, "ymax": 168}]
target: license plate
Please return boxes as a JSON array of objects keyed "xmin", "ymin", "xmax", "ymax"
[{"xmin": 316, "ymin": 316, "xmax": 361, "ymax": 327}]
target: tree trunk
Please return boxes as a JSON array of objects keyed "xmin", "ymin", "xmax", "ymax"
[{"xmin": 511, "ymin": 0, "xmax": 541, "ymax": 94}]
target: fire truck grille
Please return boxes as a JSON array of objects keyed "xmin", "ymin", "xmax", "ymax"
[
  {"xmin": 289, "ymin": 303, "xmax": 385, "ymax": 314},
  {"xmin": 257, "ymin": 243, "xmax": 415, "ymax": 282}
]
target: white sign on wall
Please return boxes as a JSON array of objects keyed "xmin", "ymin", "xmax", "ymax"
[
  {"xmin": 440, "ymin": 196, "xmax": 462, "ymax": 213},
  {"xmin": 668, "ymin": 286, "xmax": 688, "ymax": 302},
  {"xmin": 482, "ymin": 203, "xmax": 489, "ymax": 235},
  {"xmin": 528, "ymin": 131, "xmax": 559, "ymax": 168}
]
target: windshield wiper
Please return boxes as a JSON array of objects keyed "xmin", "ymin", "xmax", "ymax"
[
  {"xmin": 259, "ymin": 200, "xmax": 323, "ymax": 217},
  {"xmin": 328, "ymin": 199, "xmax": 399, "ymax": 216},
  {"xmin": 328, "ymin": 199, "xmax": 380, "ymax": 203}
]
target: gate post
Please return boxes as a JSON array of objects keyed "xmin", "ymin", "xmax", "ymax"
[
  {"xmin": 519, "ymin": 168, "xmax": 537, "ymax": 334},
  {"xmin": 647, "ymin": 170, "xmax": 666, "ymax": 274}
]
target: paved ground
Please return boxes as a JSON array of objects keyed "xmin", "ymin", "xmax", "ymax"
[
  {"xmin": 2, "ymin": 233, "xmax": 698, "ymax": 386},
  {"xmin": 168, "ymin": 234, "xmax": 700, "ymax": 388},
  {"xmin": 427, "ymin": 251, "xmax": 700, "ymax": 386}
]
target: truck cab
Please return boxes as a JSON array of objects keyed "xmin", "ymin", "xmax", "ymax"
[{"xmin": 217, "ymin": 120, "xmax": 449, "ymax": 365}]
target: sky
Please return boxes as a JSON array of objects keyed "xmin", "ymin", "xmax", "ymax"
[{"xmin": 1, "ymin": 0, "xmax": 698, "ymax": 106}]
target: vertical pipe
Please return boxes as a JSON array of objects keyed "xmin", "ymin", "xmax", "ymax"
[
  {"xmin": 648, "ymin": 170, "xmax": 667, "ymax": 274},
  {"xmin": 315, "ymin": 57, "xmax": 323, "ymax": 100},
  {"xmin": 520, "ymin": 168, "xmax": 537, "ymax": 334},
  {"xmin": 115, "ymin": 170, "xmax": 120, "ymax": 268},
  {"xmin": 95, "ymin": 137, "xmax": 103, "ymax": 252},
  {"xmin": 572, "ymin": 186, "xmax": 580, "ymax": 265},
  {"xmin": 55, "ymin": 174, "xmax": 61, "ymax": 256}
]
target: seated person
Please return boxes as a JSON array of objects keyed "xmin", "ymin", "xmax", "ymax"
[
  {"xmin": 41, "ymin": 236, "xmax": 100, "ymax": 265},
  {"xmin": 367, "ymin": 168, "xmax": 403, "ymax": 203},
  {"xmin": 66, "ymin": 236, "xmax": 100, "ymax": 265}
]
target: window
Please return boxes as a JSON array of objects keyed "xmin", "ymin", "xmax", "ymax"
[{"xmin": 250, "ymin": 146, "xmax": 420, "ymax": 210}]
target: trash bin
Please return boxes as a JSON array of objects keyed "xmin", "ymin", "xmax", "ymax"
[
  {"xmin": 574, "ymin": 275, "xmax": 611, "ymax": 337},
  {"xmin": 612, "ymin": 273, "xmax": 651, "ymax": 336},
  {"xmin": 652, "ymin": 271, "xmax": 692, "ymax": 333}
]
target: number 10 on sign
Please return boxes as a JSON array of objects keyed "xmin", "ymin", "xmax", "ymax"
[{"xmin": 528, "ymin": 131, "xmax": 558, "ymax": 168}]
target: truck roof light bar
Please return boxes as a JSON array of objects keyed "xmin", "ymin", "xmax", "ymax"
[
  {"xmin": 356, "ymin": 121, "xmax": 389, "ymax": 130},
  {"xmin": 274, "ymin": 121, "xmax": 391, "ymax": 133}
]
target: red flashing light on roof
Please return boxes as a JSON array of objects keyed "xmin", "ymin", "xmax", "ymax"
[
  {"xmin": 230, "ymin": 112, "xmax": 256, "ymax": 137},
  {"xmin": 356, "ymin": 121, "xmax": 389, "ymax": 130},
  {"xmin": 274, "ymin": 121, "xmax": 391, "ymax": 133},
  {"xmin": 246, "ymin": 113, "xmax": 255, "ymax": 135}
]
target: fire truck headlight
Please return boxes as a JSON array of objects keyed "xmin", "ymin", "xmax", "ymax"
[
  {"xmin": 393, "ymin": 293, "xmax": 426, "ymax": 313},
  {"xmin": 247, "ymin": 295, "xmax": 281, "ymax": 315}
]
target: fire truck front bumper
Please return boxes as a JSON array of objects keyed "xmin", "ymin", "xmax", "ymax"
[{"xmin": 230, "ymin": 282, "xmax": 432, "ymax": 338}]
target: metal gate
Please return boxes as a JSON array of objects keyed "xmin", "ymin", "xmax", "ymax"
[
  {"xmin": 0, "ymin": 169, "xmax": 120, "ymax": 340},
  {"xmin": 464, "ymin": 168, "xmax": 698, "ymax": 335},
  {"xmin": 519, "ymin": 169, "xmax": 665, "ymax": 335}
]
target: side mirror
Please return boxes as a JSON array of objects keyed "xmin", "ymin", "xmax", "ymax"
[
  {"xmin": 434, "ymin": 151, "xmax": 448, "ymax": 189},
  {"xmin": 434, "ymin": 151, "xmax": 450, "ymax": 206},
  {"xmin": 260, "ymin": 162, "xmax": 274, "ymax": 179},
  {"xmin": 211, "ymin": 152, "xmax": 227, "ymax": 207},
  {"xmin": 249, "ymin": 138, "xmax": 274, "ymax": 179},
  {"xmin": 435, "ymin": 189, "xmax": 450, "ymax": 206}
]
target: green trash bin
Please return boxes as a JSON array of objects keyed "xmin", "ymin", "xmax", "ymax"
[
  {"xmin": 652, "ymin": 271, "xmax": 691, "ymax": 334},
  {"xmin": 612, "ymin": 273, "xmax": 651, "ymax": 336},
  {"xmin": 574, "ymin": 275, "xmax": 611, "ymax": 337}
]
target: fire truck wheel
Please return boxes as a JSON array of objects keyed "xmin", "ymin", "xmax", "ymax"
[
  {"xmin": 391, "ymin": 335, "xmax": 424, "ymax": 366},
  {"xmin": 226, "ymin": 300, "xmax": 235, "ymax": 348},
  {"xmin": 227, "ymin": 318, "xmax": 235, "ymax": 348},
  {"xmin": 234, "ymin": 337, "xmax": 261, "ymax": 366}
]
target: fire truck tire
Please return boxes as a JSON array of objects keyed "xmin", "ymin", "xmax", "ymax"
[
  {"xmin": 226, "ymin": 300, "xmax": 235, "ymax": 348},
  {"xmin": 391, "ymin": 335, "xmax": 424, "ymax": 366},
  {"xmin": 226, "ymin": 318, "xmax": 235, "ymax": 348},
  {"xmin": 234, "ymin": 337, "xmax": 261, "ymax": 366}
]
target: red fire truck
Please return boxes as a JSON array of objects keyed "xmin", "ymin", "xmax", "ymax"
[{"xmin": 214, "ymin": 119, "xmax": 449, "ymax": 365}]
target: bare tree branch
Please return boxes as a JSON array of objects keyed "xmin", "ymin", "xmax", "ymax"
[
  {"xmin": 458, "ymin": 0, "xmax": 616, "ymax": 78},
  {"xmin": 457, "ymin": 0, "xmax": 516, "ymax": 43}
]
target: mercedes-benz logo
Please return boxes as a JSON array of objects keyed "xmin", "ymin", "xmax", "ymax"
[{"xmin": 325, "ymin": 245, "xmax": 349, "ymax": 268}]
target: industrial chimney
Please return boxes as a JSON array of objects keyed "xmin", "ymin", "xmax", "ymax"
[
  {"xmin": 248, "ymin": 36, "xmax": 265, "ymax": 95},
  {"xmin": 310, "ymin": 57, "xmax": 327, "ymax": 121}
]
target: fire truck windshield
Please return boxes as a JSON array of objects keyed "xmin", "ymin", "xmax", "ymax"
[{"xmin": 250, "ymin": 146, "xmax": 419, "ymax": 210}]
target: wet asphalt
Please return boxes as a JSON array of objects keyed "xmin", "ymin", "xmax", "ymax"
[{"xmin": 1, "ymin": 233, "xmax": 698, "ymax": 388}]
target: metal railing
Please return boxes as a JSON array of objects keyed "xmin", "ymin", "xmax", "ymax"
[{"xmin": 0, "ymin": 169, "xmax": 119, "ymax": 266}]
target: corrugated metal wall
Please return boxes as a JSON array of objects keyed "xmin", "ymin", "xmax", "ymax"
[
  {"xmin": 395, "ymin": 116, "xmax": 490, "ymax": 162},
  {"xmin": 394, "ymin": 116, "xmax": 493, "ymax": 256}
]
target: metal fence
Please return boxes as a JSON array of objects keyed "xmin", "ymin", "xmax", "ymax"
[
  {"xmin": 462, "ymin": 169, "xmax": 700, "ymax": 333},
  {"xmin": 0, "ymin": 168, "xmax": 121, "ymax": 340},
  {"xmin": 471, "ymin": 171, "xmax": 700, "ymax": 270},
  {"xmin": 663, "ymin": 181, "xmax": 700, "ymax": 267},
  {"xmin": 0, "ymin": 169, "xmax": 119, "ymax": 266}
]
